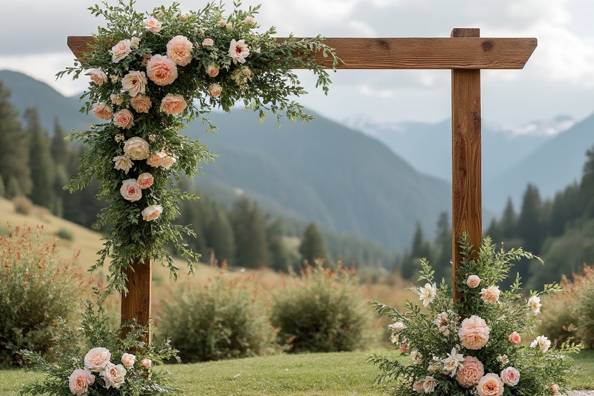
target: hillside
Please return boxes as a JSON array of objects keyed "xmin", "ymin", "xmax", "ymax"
[{"xmin": 0, "ymin": 70, "xmax": 451, "ymax": 250}]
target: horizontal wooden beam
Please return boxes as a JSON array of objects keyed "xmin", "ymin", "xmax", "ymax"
[{"xmin": 67, "ymin": 35, "xmax": 536, "ymax": 70}]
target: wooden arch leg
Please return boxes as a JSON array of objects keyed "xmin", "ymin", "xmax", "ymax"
[{"xmin": 121, "ymin": 259, "xmax": 152, "ymax": 342}]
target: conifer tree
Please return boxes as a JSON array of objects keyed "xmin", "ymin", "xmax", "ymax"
[
  {"xmin": 400, "ymin": 223, "xmax": 431, "ymax": 280},
  {"xmin": 433, "ymin": 212, "xmax": 451, "ymax": 283},
  {"xmin": 517, "ymin": 184, "xmax": 544, "ymax": 253},
  {"xmin": 0, "ymin": 82, "xmax": 31, "ymax": 196},
  {"xmin": 25, "ymin": 107, "xmax": 55, "ymax": 208},
  {"xmin": 500, "ymin": 198, "xmax": 517, "ymax": 239},
  {"xmin": 298, "ymin": 223, "xmax": 327, "ymax": 264},
  {"xmin": 231, "ymin": 197, "xmax": 269, "ymax": 268},
  {"xmin": 267, "ymin": 219, "xmax": 291, "ymax": 272},
  {"xmin": 0, "ymin": 177, "xmax": 5, "ymax": 198},
  {"xmin": 205, "ymin": 205, "xmax": 235, "ymax": 263},
  {"xmin": 51, "ymin": 118, "xmax": 69, "ymax": 166},
  {"xmin": 581, "ymin": 146, "xmax": 594, "ymax": 217}
]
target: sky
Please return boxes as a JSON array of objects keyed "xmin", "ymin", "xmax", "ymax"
[{"xmin": 1, "ymin": 0, "xmax": 593, "ymax": 129}]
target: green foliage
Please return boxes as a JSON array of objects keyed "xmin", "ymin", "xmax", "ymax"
[
  {"xmin": 298, "ymin": 223, "xmax": 326, "ymax": 264},
  {"xmin": 0, "ymin": 227, "xmax": 81, "ymax": 366},
  {"xmin": 25, "ymin": 107, "xmax": 55, "ymax": 208},
  {"xmin": 400, "ymin": 223, "xmax": 432, "ymax": 280},
  {"xmin": 372, "ymin": 237, "xmax": 577, "ymax": 396},
  {"xmin": 271, "ymin": 265, "xmax": 370, "ymax": 353},
  {"xmin": 157, "ymin": 276, "xmax": 275, "ymax": 362},
  {"xmin": 21, "ymin": 302, "xmax": 178, "ymax": 395},
  {"xmin": 55, "ymin": 228, "xmax": 74, "ymax": 241},
  {"xmin": 231, "ymin": 197, "xmax": 269, "ymax": 268}
]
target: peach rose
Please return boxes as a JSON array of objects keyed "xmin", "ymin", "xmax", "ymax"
[
  {"xmin": 142, "ymin": 204, "xmax": 163, "ymax": 221},
  {"xmin": 477, "ymin": 373, "xmax": 504, "ymax": 396},
  {"xmin": 508, "ymin": 331, "xmax": 521, "ymax": 345},
  {"xmin": 160, "ymin": 153, "xmax": 177, "ymax": 170},
  {"xmin": 422, "ymin": 376, "xmax": 437, "ymax": 393},
  {"xmin": 412, "ymin": 380, "xmax": 424, "ymax": 393},
  {"xmin": 146, "ymin": 55, "xmax": 178, "ymax": 86},
  {"xmin": 458, "ymin": 315, "xmax": 490, "ymax": 350},
  {"xmin": 92, "ymin": 103, "xmax": 113, "ymax": 120},
  {"xmin": 228, "ymin": 39, "xmax": 250, "ymax": 64},
  {"xmin": 123, "ymin": 137, "xmax": 150, "ymax": 160},
  {"xmin": 121, "ymin": 353, "xmax": 136, "ymax": 369},
  {"xmin": 137, "ymin": 172, "xmax": 154, "ymax": 189},
  {"xmin": 217, "ymin": 18, "xmax": 226, "ymax": 28},
  {"xmin": 202, "ymin": 37, "xmax": 214, "ymax": 47},
  {"xmin": 206, "ymin": 64, "xmax": 220, "ymax": 78},
  {"xmin": 550, "ymin": 384, "xmax": 560, "ymax": 395},
  {"xmin": 244, "ymin": 15, "xmax": 257, "ymax": 27},
  {"xmin": 209, "ymin": 83, "xmax": 222, "ymax": 98},
  {"xmin": 480, "ymin": 286, "xmax": 500, "ymax": 304},
  {"xmin": 110, "ymin": 94, "xmax": 124, "ymax": 106},
  {"xmin": 121, "ymin": 71, "xmax": 147, "ymax": 97},
  {"xmin": 466, "ymin": 275, "xmax": 481, "ymax": 288},
  {"xmin": 141, "ymin": 358, "xmax": 152, "ymax": 369},
  {"xmin": 130, "ymin": 95, "xmax": 152, "ymax": 113},
  {"xmin": 110, "ymin": 39, "xmax": 132, "ymax": 63},
  {"xmin": 160, "ymin": 94, "xmax": 187, "ymax": 115},
  {"xmin": 146, "ymin": 151, "xmax": 165, "ymax": 168},
  {"xmin": 86, "ymin": 68, "xmax": 107, "ymax": 86},
  {"xmin": 100, "ymin": 362, "xmax": 126, "ymax": 389},
  {"xmin": 113, "ymin": 109, "xmax": 134, "ymax": 129},
  {"xmin": 113, "ymin": 155, "xmax": 133, "ymax": 174},
  {"xmin": 166, "ymin": 35, "xmax": 194, "ymax": 66},
  {"xmin": 500, "ymin": 367, "xmax": 520, "ymax": 386},
  {"xmin": 84, "ymin": 347, "xmax": 111, "ymax": 372},
  {"xmin": 144, "ymin": 16, "xmax": 162, "ymax": 33},
  {"xmin": 68, "ymin": 369, "xmax": 95, "ymax": 395},
  {"xmin": 456, "ymin": 356, "xmax": 484, "ymax": 388},
  {"xmin": 120, "ymin": 179, "xmax": 142, "ymax": 202}
]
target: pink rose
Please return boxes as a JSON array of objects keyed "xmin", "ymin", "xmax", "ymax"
[
  {"xmin": 480, "ymin": 286, "xmax": 501, "ymax": 304},
  {"xmin": 477, "ymin": 373, "xmax": 504, "ymax": 396},
  {"xmin": 206, "ymin": 64, "xmax": 220, "ymax": 78},
  {"xmin": 508, "ymin": 331, "xmax": 521, "ymax": 345},
  {"xmin": 142, "ymin": 205, "xmax": 163, "ymax": 221},
  {"xmin": 86, "ymin": 68, "xmax": 107, "ymax": 86},
  {"xmin": 121, "ymin": 353, "xmax": 136, "ymax": 369},
  {"xmin": 146, "ymin": 152, "xmax": 165, "ymax": 168},
  {"xmin": 120, "ymin": 179, "xmax": 142, "ymax": 202},
  {"xmin": 144, "ymin": 16, "xmax": 162, "ymax": 33},
  {"xmin": 68, "ymin": 369, "xmax": 95, "ymax": 395},
  {"xmin": 92, "ymin": 103, "xmax": 113, "ymax": 120},
  {"xmin": 228, "ymin": 39, "xmax": 250, "ymax": 64},
  {"xmin": 110, "ymin": 39, "xmax": 132, "ymax": 63},
  {"xmin": 160, "ymin": 94, "xmax": 187, "ymax": 115},
  {"xmin": 137, "ymin": 173, "xmax": 154, "ymax": 189},
  {"xmin": 84, "ymin": 347, "xmax": 111, "ymax": 372},
  {"xmin": 146, "ymin": 55, "xmax": 178, "ymax": 86},
  {"xmin": 100, "ymin": 362, "xmax": 126, "ymax": 389},
  {"xmin": 113, "ymin": 109, "xmax": 134, "ymax": 129},
  {"xmin": 500, "ymin": 367, "xmax": 520, "ymax": 386},
  {"xmin": 458, "ymin": 315, "xmax": 490, "ymax": 350},
  {"xmin": 166, "ymin": 35, "xmax": 194, "ymax": 66},
  {"xmin": 123, "ymin": 137, "xmax": 150, "ymax": 160},
  {"xmin": 456, "ymin": 356, "xmax": 484, "ymax": 388},
  {"xmin": 412, "ymin": 380, "xmax": 424, "ymax": 393},
  {"xmin": 466, "ymin": 275, "xmax": 481, "ymax": 288},
  {"xmin": 121, "ymin": 71, "xmax": 147, "ymax": 97},
  {"xmin": 141, "ymin": 358, "xmax": 152, "ymax": 369},
  {"xmin": 202, "ymin": 37, "xmax": 214, "ymax": 47},
  {"xmin": 209, "ymin": 83, "xmax": 222, "ymax": 98},
  {"xmin": 130, "ymin": 95, "xmax": 152, "ymax": 113}
]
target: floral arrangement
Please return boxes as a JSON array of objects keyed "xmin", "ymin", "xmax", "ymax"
[
  {"xmin": 21, "ymin": 303, "xmax": 178, "ymax": 395},
  {"xmin": 59, "ymin": 0, "xmax": 338, "ymax": 290},
  {"xmin": 372, "ymin": 237, "xmax": 578, "ymax": 396}
]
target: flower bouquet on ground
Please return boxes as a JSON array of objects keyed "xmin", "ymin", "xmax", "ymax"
[
  {"xmin": 21, "ymin": 302, "xmax": 178, "ymax": 395},
  {"xmin": 372, "ymin": 236, "xmax": 579, "ymax": 396}
]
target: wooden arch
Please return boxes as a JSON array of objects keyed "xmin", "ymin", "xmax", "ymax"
[{"xmin": 68, "ymin": 28, "xmax": 537, "ymax": 338}]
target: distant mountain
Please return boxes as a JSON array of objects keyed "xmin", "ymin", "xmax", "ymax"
[{"xmin": 0, "ymin": 70, "xmax": 451, "ymax": 250}]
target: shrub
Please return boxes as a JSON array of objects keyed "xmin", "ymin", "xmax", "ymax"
[
  {"xmin": 13, "ymin": 196, "xmax": 33, "ymax": 215},
  {"xmin": 55, "ymin": 228, "xmax": 74, "ymax": 241},
  {"xmin": 271, "ymin": 264, "xmax": 370, "ymax": 353},
  {"xmin": 157, "ymin": 275, "xmax": 275, "ymax": 362},
  {"xmin": 0, "ymin": 226, "xmax": 83, "ymax": 366}
]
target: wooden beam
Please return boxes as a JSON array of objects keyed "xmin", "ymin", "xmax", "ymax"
[
  {"xmin": 121, "ymin": 259, "xmax": 152, "ymax": 342},
  {"xmin": 67, "ymin": 36, "xmax": 536, "ymax": 70},
  {"xmin": 451, "ymin": 28, "xmax": 482, "ymax": 301}
]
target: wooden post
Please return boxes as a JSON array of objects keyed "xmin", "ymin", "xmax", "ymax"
[
  {"xmin": 451, "ymin": 28, "xmax": 482, "ymax": 301},
  {"xmin": 121, "ymin": 259, "xmax": 152, "ymax": 341}
]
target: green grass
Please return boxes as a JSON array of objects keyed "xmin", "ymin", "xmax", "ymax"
[{"xmin": 2, "ymin": 351, "xmax": 594, "ymax": 395}]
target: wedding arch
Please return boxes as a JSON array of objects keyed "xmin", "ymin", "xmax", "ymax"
[{"xmin": 67, "ymin": 28, "xmax": 537, "ymax": 336}]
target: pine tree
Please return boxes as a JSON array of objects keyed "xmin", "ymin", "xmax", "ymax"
[
  {"xmin": 0, "ymin": 82, "xmax": 31, "ymax": 196},
  {"xmin": 298, "ymin": 223, "xmax": 326, "ymax": 264},
  {"xmin": 517, "ymin": 184, "xmax": 544, "ymax": 253},
  {"xmin": 231, "ymin": 197, "xmax": 269, "ymax": 268},
  {"xmin": 51, "ymin": 118, "xmax": 69, "ymax": 166},
  {"xmin": 400, "ymin": 223, "xmax": 431, "ymax": 280},
  {"xmin": 499, "ymin": 198, "xmax": 517, "ymax": 239},
  {"xmin": 433, "ymin": 212, "xmax": 451, "ymax": 283},
  {"xmin": 25, "ymin": 107, "xmax": 55, "ymax": 208},
  {"xmin": 0, "ymin": 177, "xmax": 5, "ymax": 198},
  {"xmin": 205, "ymin": 205, "xmax": 235, "ymax": 263}
]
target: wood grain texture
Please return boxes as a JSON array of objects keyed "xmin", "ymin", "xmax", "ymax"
[
  {"xmin": 451, "ymin": 28, "xmax": 482, "ymax": 302},
  {"xmin": 121, "ymin": 260, "xmax": 152, "ymax": 342},
  {"xmin": 67, "ymin": 36, "xmax": 537, "ymax": 69}
]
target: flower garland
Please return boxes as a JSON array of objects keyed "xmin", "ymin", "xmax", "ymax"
[
  {"xmin": 372, "ymin": 237, "xmax": 578, "ymax": 396},
  {"xmin": 59, "ymin": 0, "xmax": 338, "ymax": 291}
]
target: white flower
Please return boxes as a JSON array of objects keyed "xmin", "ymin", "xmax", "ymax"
[
  {"xmin": 123, "ymin": 137, "xmax": 150, "ymax": 160},
  {"xmin": 114, "ymin": 133, "xmax": 125, "ymax": 143},
  {"xmin": 441, "ymin": 347, "xmax": 464, "ymax": 377},
  {"xmin": 121, "ymin": 71, "xmax": 147, "ymax": 97},
  {"xmin": 433, "ymin": 312, "xmax": 450, "ymax": 336},
  {"xmin": 244, "ymin": 15, "xmax": 257, "ymax": 27},
  {"xmin": 496, "ymin": 354, "xmax": 509, "ymax": 365},
  {"xmin": 100, "ymin": 362, "xmax": 126, "ymax": 389},
  {"xmin": 528, "ymin": 295, "xmax": 542, "ymax": 315},
  {"xmin": 410, "ymin": 350, "xmax": 423, "ymax": 365},
  {"xmin": 130, "ymin": 36, "xmax": 140, "ymax": 49},
  {"xmin": 113, "ymin": 155, "xmax": 133, "ymax": 174},
  {"xmin": 84, "ymin": 347, "xmax": 111, "ymax": 372},
  {"xmin": 530, "ymin": 335, "xmax": 551, "ymax": 353},
  {"xmin": 228, "ymin": 39, "xmax": 250, "ymax": 64},
  {"xmin": 388, "ymin": 321, "xmax": 406, "ymax": 333},
  {"xmin": 427, "ymin": 357, "xmax": 441, "ymax": 374},
  {"xmin": 422, "ymin": 376, "xmax": 437, "ymax": 393},
  {"xmin": 389, "ymin": 333, "xmax": 399, "ymax": 345},
  {"xmin": 418, "ymin": 283, "xmax": 437, "ymax": 307},
  {"xmin": 160, "ymin": 153, "xmax": 177, "ymax": 170}
]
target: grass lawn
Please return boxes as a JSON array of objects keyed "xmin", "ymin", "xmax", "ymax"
[{"xmin": 2, "ymin": 350, "xmax": 594, "ymax": 395}]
